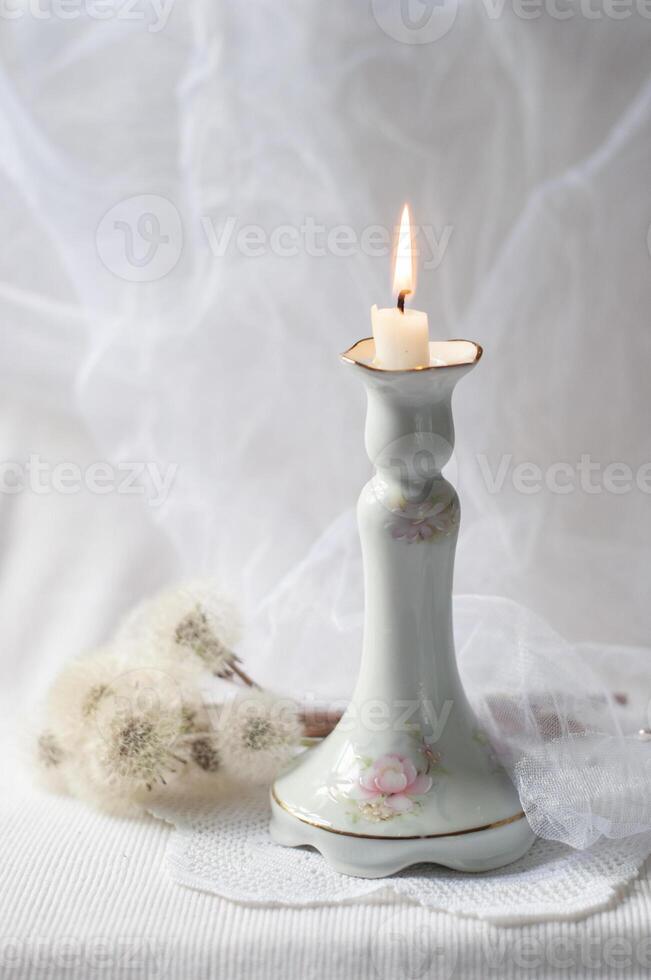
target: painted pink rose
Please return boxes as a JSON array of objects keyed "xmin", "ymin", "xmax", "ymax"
[
  {"xmin": 388, "ymin": 501, "xmax": 457, "ymax": 543},
  {"xmin": 355, "ymin": 754, "xmax": 432, "ymax": 813},
  {"xmin": 390, "ymin": 518, "xmax": 435, "ymax": 542}
]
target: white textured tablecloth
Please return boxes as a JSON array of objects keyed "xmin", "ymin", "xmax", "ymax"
[{"xmin": 2, "ymin": 778, "xmax": 651, "ymax": 980}]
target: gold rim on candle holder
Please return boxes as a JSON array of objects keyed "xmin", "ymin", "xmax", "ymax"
[
  {"xmin": 339, "ymin": 337, "xmax": 484, "ymax": 374},
  {"xmin": 272, "ymin": 789, "xmax": 525, "ymax": 841},
  {"xmin": 340, "ymin": 337, "xmax": 483, "ymax": 373}
]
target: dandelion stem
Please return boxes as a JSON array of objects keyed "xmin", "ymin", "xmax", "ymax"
[
  {"xmin": 299, "ymin": 707, "xmax": 344, "ymax": 739},
  {"xmin": 229, "ymin": 660, "xmax": 260, "ymax": 689}
]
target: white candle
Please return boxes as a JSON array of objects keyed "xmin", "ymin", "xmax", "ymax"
[
  {"xmin": 371, "ymin": 305, "xmax": 429, "ymax": 370},
  {"xmin": 371, "ymin": 204, "xmax": 430, "ymax": 370}
]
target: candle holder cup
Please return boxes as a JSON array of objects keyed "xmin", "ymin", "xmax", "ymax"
[{"xmin": 270, "ymin": 338, "xmax": 535, "ymax": 877}]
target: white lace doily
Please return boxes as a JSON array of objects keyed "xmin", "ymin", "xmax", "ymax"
[{"xmin": 152, "ymin": 789, "xmax": 651, "ymax": 925}]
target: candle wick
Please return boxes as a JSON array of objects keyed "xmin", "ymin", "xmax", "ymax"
[{"xmin": 397, "ymin": 289, "xmax": 411, "ymax": 314}]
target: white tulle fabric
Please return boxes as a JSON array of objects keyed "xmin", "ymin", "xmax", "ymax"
[
  {"xmin": 456, "ymin": 596, "xmax": 651, "ymax": 850},
  {"xmin": 2, "ymin": 0, "xmax": 650, "ymax": 882}
]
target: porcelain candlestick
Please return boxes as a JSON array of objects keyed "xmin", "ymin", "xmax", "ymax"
[{"xmin": 270, "ymin": 338, "xmax": 535, "ymax": 877}]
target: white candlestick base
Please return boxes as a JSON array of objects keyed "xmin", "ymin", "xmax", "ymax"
[{"xmin": 270, "ymin": 793, "xmax": 535, "ymax": 877}]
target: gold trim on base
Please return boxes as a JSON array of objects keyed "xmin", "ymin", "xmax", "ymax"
[{"xmin": 272, "ymin": 789, "xmax": 525, "ymax": 841}]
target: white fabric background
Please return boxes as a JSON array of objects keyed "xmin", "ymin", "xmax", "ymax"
[{"xmin": 1, "ymin": 1, "xmax": 651, "ymax": 976}]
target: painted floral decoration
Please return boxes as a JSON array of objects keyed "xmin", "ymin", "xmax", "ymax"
[
  {"xmin": 350, "ymin": 753, "xmax": 433, "ymax": 822},
  {"xmin": 387, "ymin": 498, "xmax": 458, "ymax": 543}
]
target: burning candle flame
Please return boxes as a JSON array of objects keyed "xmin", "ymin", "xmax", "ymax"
[{"xmin": 393, "ymin": 204, "xmax": 414, "ymax": 309}]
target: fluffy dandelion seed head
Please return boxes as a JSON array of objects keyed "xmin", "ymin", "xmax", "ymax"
[
  {"xmin": 216, "ymin": 690, "xmax": 302, "ymax": 785},
  {"xmin": 82, "ymin": 683, "xmax": 111, "ymax": 718},
  {"xmin": 99, "ymin": 709, "xmax": 181, "ymax": 789},
  {"xmin": 116, "ymin": 580, "xmax": 241, "ymax": 677},
  {"xmin": 190, "ymin": 736, "xmax": 220, "ymax": 773},
  {"xmin": 43, "ymin": 647, "xmax": 199, "ymax": 753},
  {"xmin": 80, "ymin": 665, "xmax": 207, "ymax": 802},
  {"xmin": 180, "ymin": 703, "xmax": 201, "ymax": 735},
  {"xmin": 43, "ymin": 648, "xmax": 125, "ymax": 751},
  {"xmin": 35, "ymin": 602, "xmax": 227, "ymax": 814},
  {"xmin": 173, "ymin": 605, "xmax": 235, "ymax": 674},
  {"xmin": 31, "ymin": 729, "xmax": 68, "ymax": 795},
  {"xmin": 242, "ymin": 717, "xmax": 274, "ymax": 751},
  {"xmin": 38, "ymin": 731, "xmax": 63, "ymax": 768}
]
